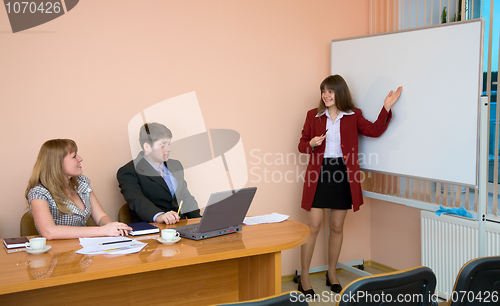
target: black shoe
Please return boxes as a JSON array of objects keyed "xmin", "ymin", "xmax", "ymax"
[
  {"xmin": 326, "ymin": 271, "xmax": 342, "ymax": 293},
  {"xmin": 297, "ymin": 276, "xmax": 315, "ymax": 297},
  {"xmin": 331, "ymin": 283, "xmax": 342, "ymax": 293},
  {"xmin": 325, "ymin": 271, "xmax": 332, "ymax": 286}
]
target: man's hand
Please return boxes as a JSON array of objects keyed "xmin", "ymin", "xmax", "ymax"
[{"xmin": 155, "ymin": 211, "xmax": 180, "ymax": 225}]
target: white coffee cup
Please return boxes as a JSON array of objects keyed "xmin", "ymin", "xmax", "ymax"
[
  {"xmin": 161, "ymin": 229, "xmax": 180, "ymax": 241},
  {"xmin": 29, "ymin": 237, "xmax": 46, "ymax": 250}
]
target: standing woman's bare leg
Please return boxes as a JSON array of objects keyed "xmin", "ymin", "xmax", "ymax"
[
  {"xmin": 327, "ymin": 209, "xmax": 348, "ymax": 285},
  {"xmin": 299, "ymin": 208, "xmax": 325, "ymax": 291}
]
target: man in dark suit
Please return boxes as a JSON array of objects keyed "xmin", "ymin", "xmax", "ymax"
[{"xmin": 117, "ymin": 122, "xmax": 201, "ymax": 224}]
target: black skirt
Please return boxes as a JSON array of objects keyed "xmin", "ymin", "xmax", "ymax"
[{"xmin": 311, "ymin": 157, "xmax": 353, "ymax": 210}]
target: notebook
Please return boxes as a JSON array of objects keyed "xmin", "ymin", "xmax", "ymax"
[
  {"xmin": 3, "ymin": 237, "xmax": 29, "ymax": 249},
  {"xmin": 174, "ymin": 187, "xmax": 257, "ymax": 240},
  {"xmin": 128, "ymin": 222, "xmax": 160, "ymax": 236}
]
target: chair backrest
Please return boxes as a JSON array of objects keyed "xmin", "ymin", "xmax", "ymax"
[
  {"xmin": 86, "ymin": 216, "xmax": 97, "ymax": 226},
  {"xmin": 337, "ymin": 266, "xmax": 437, "ymax": 306},
  {"xmin": 20, "ymin": 212, "xmax": 39, "ymax": 236},
  {"xmin": 118, "ymin": 203, "xmax": 132, "ymax": 224},
  {"xmin": 20, "ymin": 211, "xmax": 97, "ymax": 236},
  {"xmin": 213, "ymin": 291, "xmax": 308, "ymax": 306},
  {"xmin": 449, "ymin": 255, "xmax": 500, "ymax": 306}
]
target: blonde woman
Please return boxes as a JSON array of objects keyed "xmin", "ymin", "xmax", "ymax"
[{"xmin": 26, "ymin": 139, "xmax": 131, "ymax": 239}]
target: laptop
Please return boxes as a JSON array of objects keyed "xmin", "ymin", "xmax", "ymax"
[{"xmin": 174, "ymin": 187, "xmax": 257, "ymax": 240}]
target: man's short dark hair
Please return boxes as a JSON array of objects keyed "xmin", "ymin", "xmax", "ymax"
[{"xmin": 139, "ymin": 122, "xmax": 172, "ymax": 150}]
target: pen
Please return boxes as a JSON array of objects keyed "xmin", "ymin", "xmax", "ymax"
[
  {"xmin": 100, "ymin": 239, "xmax": 132, "ymax": 245},
  {"xmin": 177, "ymin": 200, "xmax": 183, "ymax": 215}
]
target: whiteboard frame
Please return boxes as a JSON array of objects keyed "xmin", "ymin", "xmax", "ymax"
[{"xmin": 331, "ymin": 19, "xmax": 484, "ymax": 188}]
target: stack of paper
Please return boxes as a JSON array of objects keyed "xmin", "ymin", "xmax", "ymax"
[
  {"xmin": 243, "ymin": 213, "xmax": 289, "ymax": 225},
  {"xmin": 76, "ymin": 237, "xmax": 147, "ymax": 255}
]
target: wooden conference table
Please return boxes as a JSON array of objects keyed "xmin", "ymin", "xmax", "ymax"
[{"xmin": 0, "ymin": 219, "xmax": 309, "ymax": 306}]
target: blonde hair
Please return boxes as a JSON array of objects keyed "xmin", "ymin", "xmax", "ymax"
[{"xmin": 25, "ymin": 139, "xmax": 79, "ymax": 214}]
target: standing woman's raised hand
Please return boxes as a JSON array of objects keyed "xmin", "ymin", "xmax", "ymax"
[{"xmin": 384, "ymin": 86, "xmax": 403, "ymax": 111}]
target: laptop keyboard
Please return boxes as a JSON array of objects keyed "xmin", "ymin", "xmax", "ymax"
[{"xmin": 181, "ymin": 225, "xmax": 199, "ymax": 233}]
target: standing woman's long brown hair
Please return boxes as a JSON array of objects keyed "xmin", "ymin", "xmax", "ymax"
[{"xmin": 317, "ymin": 75, "xmax": 356, "ymax": 117}]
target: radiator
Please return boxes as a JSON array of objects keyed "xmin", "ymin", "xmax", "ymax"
[{"xmin": 421, "ymin": 210, "xmax": 500, "ymax": 299}]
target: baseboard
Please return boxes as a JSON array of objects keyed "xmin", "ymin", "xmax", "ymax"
[
  {"xmin": 281, "ymin": 274, "xmax": 296, "ymax": 283},
  {"xmin": 281, "ymin": 260, "xmax": 397, "ymax": 283},
  {"xmin": 281, "ymin": 270, "xmax": 326, "ymax": 283},
  {"xmin": 363, "ymin": 260, "xmax": 397, "ymax": 273}
]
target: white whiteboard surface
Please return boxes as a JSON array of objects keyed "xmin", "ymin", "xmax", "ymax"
[{"xmin": 331, "ymin": 20, "xmax": 483, "ymax": 187}]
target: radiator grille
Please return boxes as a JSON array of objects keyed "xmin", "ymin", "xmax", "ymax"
[{"xmin": 421, "ymin": 210, "xmax": 500, "ymax": 299}]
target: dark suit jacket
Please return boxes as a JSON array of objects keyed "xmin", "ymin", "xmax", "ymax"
[
  {"xmin": 298, "ymin": 106, "xmax": 392, "ymax": 212},
  {"xmin": 117, "ymin": 153, "xmax": 201, "ymax": 222}
]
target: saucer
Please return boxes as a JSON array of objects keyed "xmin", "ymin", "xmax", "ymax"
[
  {"xmin": 157, "ymin": 237, "xmax": 181, "ymax": 245},
  {"xmin": 25, "ymin": 245, "xmax": 51, "ymax": 255}
]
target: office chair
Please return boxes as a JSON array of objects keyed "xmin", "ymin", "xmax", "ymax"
[
  {"xmin": 118, "ymin": 203, "xmax": 132, "ymax": 224},
  {"xmin": 449, "ymin": 255, "xmax": 500, "ymax": 306},
  {"xmin": 20, "ymin": 211, "xmax": 39, "ymax": 236},
  {"xmin": 213, "ymin": 291, "xmax": 308, "ymax": 306},
  {"xmin": 86, "ymin": 217, "xmax": 96, "ymax": 226},
  {"xmin": 337, "ymin": 266, "xmax": 437, "ymax": 306},
  {"xmin": 20, "ymin": 211, "xmax": 97, "ymax": 236}
]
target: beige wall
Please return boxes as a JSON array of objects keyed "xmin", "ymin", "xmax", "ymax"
[
  {"xmin": 370, "ymin": 198, "xmax": 422, "ymax": 270},
  {"xmin": 0, "ymin": 0, "xmax": 422, "ymax": 276}
]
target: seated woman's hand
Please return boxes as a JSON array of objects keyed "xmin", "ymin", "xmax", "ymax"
[{"xmin": 102, "ymin": 222, "xmax": 132, "ymax": 237}]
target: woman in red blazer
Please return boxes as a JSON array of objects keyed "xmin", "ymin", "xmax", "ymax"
[{"xmin": 297, "ymin": 75, "xmax": 402, "ymax": 296}]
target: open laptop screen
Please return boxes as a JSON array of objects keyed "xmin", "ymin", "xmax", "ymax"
[{"xmin": 197, "ymin": 187, "xmax": 257, "ymax": 233}]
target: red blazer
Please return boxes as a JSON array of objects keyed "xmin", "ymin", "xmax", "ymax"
[{"xmin": 298, "ymin": 106, "xmax": 392, "ymax": 212}]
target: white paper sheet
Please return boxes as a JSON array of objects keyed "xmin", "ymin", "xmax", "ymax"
[
  {"xmin": 76, "ymin": 237, "xmax": 147, "ymax": 255},
  {"xmin": 243, "ymin": 213, "xmax": 289, "ymax": 225}
]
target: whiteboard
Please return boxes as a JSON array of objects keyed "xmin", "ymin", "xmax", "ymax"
[{"xmin": 331, "ymin": 20, "xmax": 483, "ymax": 187}]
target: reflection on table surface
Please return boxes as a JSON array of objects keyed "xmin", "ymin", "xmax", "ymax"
[
  {"xmin": 0, "ymin": 219, "xmax": 310, "ymax": 294},
  {"xmin": 138, "ymin": 232, "xmax": 245, "ymax": 263},
  {"xmin": 26, "ymin": 251, "xmax": 93, "ymax": 280}
]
